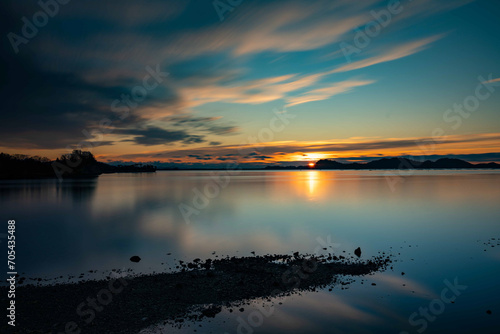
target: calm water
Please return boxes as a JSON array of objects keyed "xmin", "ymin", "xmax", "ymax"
[{"xmin": 1, "ymin": 170, "xmax": 500, "ymax": 333}]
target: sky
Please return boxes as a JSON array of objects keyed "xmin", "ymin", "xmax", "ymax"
[{"xmin": 1, "ymin": 0, "xmax": 500, "ymax": 167}]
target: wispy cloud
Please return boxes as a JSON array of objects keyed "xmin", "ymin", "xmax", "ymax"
[
  {"xmin": 163, "ymin": 1, "xmax": 376, "ymax": 59},
  {"xmin": 332, "ymin": 35, "xmax": 445, "ymax": 73},
  {"xmin": 483, "ymin": 77, "xmax": 500, "ymax": 84},
  {"xmin": 175, "ymin": 72, "xmax": 327, "ymax": 108},
  {"xmin": 286, "ymin": 79, "xmax": 375, "ymax": 107}
]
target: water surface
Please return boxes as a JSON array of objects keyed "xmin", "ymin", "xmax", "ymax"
[{"xmin": 1, "ymin": 170, "xmax": 499, "ymax": 333}]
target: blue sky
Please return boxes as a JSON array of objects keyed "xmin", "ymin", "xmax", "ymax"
[{"xmin": 1, "ymin": 0, "xmax": 500, "ymax": 165}]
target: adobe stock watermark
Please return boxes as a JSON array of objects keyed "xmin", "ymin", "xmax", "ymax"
[
  {"xmin": 7, "ymin": 0, "xmax": 72, "ymax": 54},
  {"xmin": 385, "ymin": 74, "xmax": 500, "ymax": 192},
  {"xmin": 224, "ymin": 235, "xmax": 340, "ymax": 334},
  {"xmin": 52, "ymin": 269, "xmax": 130, "ymax": 334},
  {"xmin": 178, "ymin": 107, "xmax": 295, "ymax": 224},
  {"xmin": 213, "ymin": 0, "xmax": 244, "ymax": 22},
  {"xmin": 340, "ymin": 0, "xmax": 407, "ymax": 63},
  {"xmin": 400, "ymin": 277, "xmax": 467, "ymax": 334},
  {"xmin": 51, "ymin": 64, "xmax": 169, "ymax": 180}
]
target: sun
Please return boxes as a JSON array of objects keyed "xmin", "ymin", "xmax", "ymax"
[{"xmin": 308, "ymin": 162, "xmax": 315, "ymax": 167}]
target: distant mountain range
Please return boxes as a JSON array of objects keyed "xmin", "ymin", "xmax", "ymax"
[{"xmin": 312, "ymin": 157, "xmax": 500, "ymax": 170}]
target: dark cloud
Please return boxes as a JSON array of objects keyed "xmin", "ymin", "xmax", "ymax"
[
  {"xmin": 87, "ymin": 141, "xmax": 115, "ymax": 147},
  {"xmin": 169, "ymin": 116, "xmax": 220, "ymax": 125},
  {"xmin": 0, "ymin": 1, "xmax": 235, "ymax": 151},
  {"xmin": 187, "ymin": 154, "xmax": 211, "ymax": 160},
  {"xmin": 166, "ymin": 115, "xmax": 239, "ymax": 136},
  {"xmin": 217, "ymin": 155, "xmax": 237, "ymax": 161},
  {"xmin": 0, "ymin": 5, "xmax": 169, "ymax": 149},
  {"xmin": 180, "ymin": 135, "xmax": 205, "ymax": 145},
  {"xmin": 206, "ymin": 124, "xmax": 238, "ymax": 135},
  {"xmin": 243, "ymin": 154, "xmax": 272, "ymax": 160},
  {"xmin": 117, "ymin": 127, "xmax": 206, "ymax": 146}
]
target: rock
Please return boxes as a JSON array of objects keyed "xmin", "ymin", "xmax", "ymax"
[
  {"xmin": 130, "ymin": 256, "xmax": 141, "ymax": 263},
  {"xmin": 354, "ymin": 247, "xmax": 362, "ymax": 257},
  {"xmin": 486, "ymin": 310, "xmax": 492, "ymax": 315},
  {"xmin": 201, "ymin": 305, "xmax": 222, "ymax": 318}
]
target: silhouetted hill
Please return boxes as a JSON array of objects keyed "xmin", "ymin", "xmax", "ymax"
[
  {"xmin": 475, "ymin": 162, "xmax": 500, "ymax": 168},
  {"xmin": 420, "ymin": 158, "xmax": 473, "ymax": 169},
  {"xmin": 314, "ymin": 159, "xmax": 347, "ymax": 169},
  {"xmin": 366, "ymin": 158, "xmax": 421, "ymax": 169},
  {"xmin": 0, "ymin": 151, "xmax": 156, "ymax": 179}
]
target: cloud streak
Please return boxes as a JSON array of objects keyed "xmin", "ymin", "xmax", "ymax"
[
  {"xmin": 483, "ymin": 77, "xmax": 500, "ymax": 84},
  {"xmin": 332, "ymin": 35, "xmax": 445, "ymax": 73},
  {"xmin": 286, "ymin": 79, "xmax": 375, "ymax": 106}
]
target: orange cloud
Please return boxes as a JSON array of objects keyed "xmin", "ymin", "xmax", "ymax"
[{"xmin": 101, "ymin": 132, "xmax": 500, "ymax": 164}]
